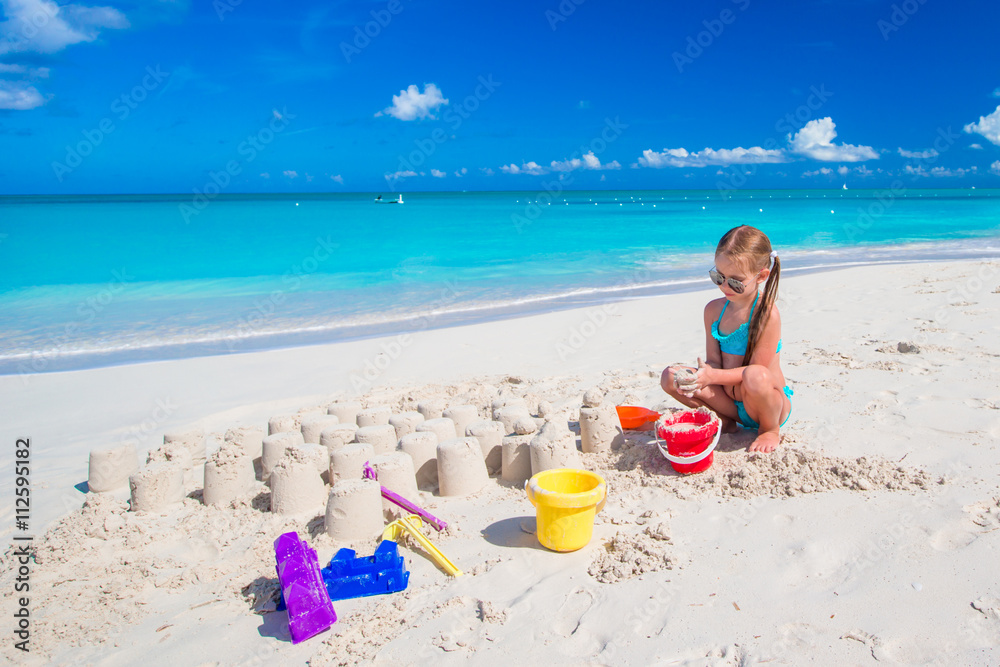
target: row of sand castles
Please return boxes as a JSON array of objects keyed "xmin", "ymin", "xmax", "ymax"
[{"xmin": 85, "ymin": 389, "xmax": 623, "ymax": 540}]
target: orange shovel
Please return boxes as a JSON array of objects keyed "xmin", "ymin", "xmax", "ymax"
[{"xmin": 615, "ymin": 405, "xmax": 661, "ymax": 429}]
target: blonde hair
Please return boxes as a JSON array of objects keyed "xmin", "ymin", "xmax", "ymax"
[{"xmin": 715, "ymin": 225, "xmax": 780, "ymax": 366}]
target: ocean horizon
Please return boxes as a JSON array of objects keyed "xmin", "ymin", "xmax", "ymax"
[{"xmin": 2, "ymin": 187, "xmax": 999, "ymax": 375}]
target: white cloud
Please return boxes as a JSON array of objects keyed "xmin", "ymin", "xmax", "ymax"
[
  {"xmin": 283, "ymin": 170, "xmax": 298, "ymax": 179},
  {"xmin": 992, "ymin": 88, "xmax": 1000, "ymax": 99},
  {"xmin": 550, "ymin": 150, "xmax": 621, "ymax": 172},
  {"xmin": 454, "ymin": 167, "xmax": 467, "ymax": 177},
  {"xmin": 837, "ymin": 165, "xmax": 848, "ymax": 176},
  {"xmin": 854, "ymin": 165, "xmax": 873, "ymax": 177},
  {"xmin": 802, "ymin": 167, "xmax": 834, "ymax": 177},
  {"xmin": 929, "ymin": 166, "xmax": 976, "ymax": 177},
  {"xmin": 260, "ymin": 172, "xmax": 270, "ymax": 179},
  {"xmin": 970, "ymin": 143, "xmax": 983, "ymax": 150},
  {"xmin": 0, "ymin": 0, "xmax": 129, "ymax": 56},
  {"xmin": 500, "ymin": 161, "xmax": 546, "ymax": 175},
  {"xmin": 0, "ymin": 63, "xmax": 49, "ymax": 78},
  {"xmin": 375, "ymin": 83, "xmax": 448, "ymax": 121},
  {"xmin": 331, "ymin": 174, "xmax": 343, "ymax": 184},
  {"xmin": 0, "ymin": 80, "xmax": 43, "ymax": 109},
  {"xmin": 904, "ymin": 165, "xmax": 927, "ymax": 177},
  {"xmin": 788, "ymin": 118, "xmax": 878, "ymax": 162},
  {"xmin": 898, "ymin": 148, "xmax": 939, "ymax": 159},
  {"xmin": 963, "ymin": 105, "xmax": 1000, "ymax": 146},
  {"xmin": 637, "ymin": 146, "xmax": 787, "ymax": 168},
  {"xmin": 991, "ymin": 160, "xmax": 1000, "ymax": 176},
  {"xmin": 430, "ymin": 169, "xmax": 446, "ymax": 178},
  {"xmin": 385, "ymin": 169, "xmax": 417, "ymax": 181},
  {"xmin": 600, "ymin": 174, "xmax": 606, "ymax": 181},
  {"xmin": 480, "ymin": 167, "xmax": 494, "ymax": 176}
]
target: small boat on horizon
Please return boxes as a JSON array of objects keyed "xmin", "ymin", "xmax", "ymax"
[{"xmin": 374, "ymin": 194, "xmax": 404, "ymax": 204}]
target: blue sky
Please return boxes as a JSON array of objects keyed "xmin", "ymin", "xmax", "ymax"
[{"xmin": 1, "ymin": 0, "xmax": 999, "ymax": 194}]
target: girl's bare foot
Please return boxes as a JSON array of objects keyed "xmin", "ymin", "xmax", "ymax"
[{"xmin": 748, "ymin": 429, "xmax": 780, "ymax": 453}]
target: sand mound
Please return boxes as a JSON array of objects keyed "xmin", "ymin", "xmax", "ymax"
[
  {"xmin": 588, "ymin": 525, "xmax": 674, "ymax": 584},
  {"xmin": 595, "ymin": 434, "xmax": 937, "ymax": 501}
]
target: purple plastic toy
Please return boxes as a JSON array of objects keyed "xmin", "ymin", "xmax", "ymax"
[
  {"xmin": 273, "ymin": 532, "xmax": 337, "ymax": 644},
  {"xmin": 363, "ymin": 462, "xmax": 447, "ymax": 531}
]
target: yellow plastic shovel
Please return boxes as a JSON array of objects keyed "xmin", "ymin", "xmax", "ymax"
[{"xmin": 382, "ymin": 514, "xmax": 463, "ymax": 577}]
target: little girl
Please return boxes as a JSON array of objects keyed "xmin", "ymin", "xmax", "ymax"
[{"xmin": 661, "ymin": 225, "xmax": 792, "ymax": 453}]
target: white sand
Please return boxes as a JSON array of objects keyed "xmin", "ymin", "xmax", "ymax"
[{"xmin": 2, "ymin": 259, "xmax": 1000, "ymax": 665}]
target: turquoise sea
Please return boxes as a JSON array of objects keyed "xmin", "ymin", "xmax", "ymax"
[{"xmin": 2, "ymin": 188, "xmax": 999, "ymax": 374}]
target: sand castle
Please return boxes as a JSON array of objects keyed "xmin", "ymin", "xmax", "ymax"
[
  {"xmin": 370, "ymin": 453, "xmax": 419, "ymax": 516},
  {"xmin": 416, "ymin": 417, "xmax": 458, "ymax": 443},
  {"xmin": 417, "ymin": 398, "xmax": 445, "ymax": 420},
  {"xmin": 397, "ymin": 431, "xmax": 439, "ymax": 489},
  {"xmin": 329, "ymin": 442, "xmax": 375, "ymax": 484},
  {"xmin": 530, "ymin": 415, "xmax": 582, "ymax": 474},
  {"xmin": 442, "ymin": 404, "xmax": 479, "ymax": 438},
  {"xmin": 163, "ymin": 429, "xmax": 207, "ymax": 466},
  {"xmin": 319, "ymin": 424, "xmax": 358, "ymax": 453},
  {"xmin": 501, "ymin": 416, "xmax": 537, "ymax": 485},
  {"xmin": 224, "ymin": 426, "xmax": 265, "ymax": 461},
  {"xmin": 356, "ymin": 405, "xmax": 392, "ymax": 427},
  {"xmin": 437, "ymin": 437, "xmax": 489, "ymax": 497},
  {"xmin": 327, "ymin": 400, "xmax": 362, "ymax": 425},
  {"xmin": 261, "ymin": 431, "xmax": 306, "ymax": 482},
  {"xmin": 267, "ymin": 414, "xmax": 300, "ymax": 435},
  {"xmin": 88, "ymin": 443, "xmax": 139, "ymax": 493},
  {"xmin": 269, "ymin": 445, "xmax": 326, "ymax": 515},
  {"xmin": 300, "ymin": 415, "xmax": 341, "ymax": 444},
  {"xmin": 203, "ymin": 442, "xmax": 256, "ymax": 507},
  {"xmin": 355, "ymin": 424, "xmax": 398, "ymax": 455},
  {"xmin": 128, "ymin": 462, "xmax": 185, "ymax": 512},
  {"xmin": 466, "ymin": 420, "xmax": 504, "ymax": 474},
  {"xmin": 578, "ymin": 389, "xmax": 623, "ymax": 454},
  {"xmin": 388, "ymin": 411, "xmax": 425, "ymax": 439},
  {"xmin": 325, "ymin": 478, "xmax": 384, "ymax": 541}
]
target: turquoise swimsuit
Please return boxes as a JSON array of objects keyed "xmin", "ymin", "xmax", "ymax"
[{"xmin": 711, "ymin": 292, "xmax": 793, "ymax": 430}]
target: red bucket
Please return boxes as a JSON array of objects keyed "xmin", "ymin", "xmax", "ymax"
[{"xmin": 654, "ymin": 409, "xmax": 721, "ymax": 474}]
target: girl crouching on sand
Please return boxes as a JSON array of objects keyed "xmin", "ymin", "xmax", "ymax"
[{"xmin": 661, "ymin": 225, "xmax": 792, "ymax": 453}]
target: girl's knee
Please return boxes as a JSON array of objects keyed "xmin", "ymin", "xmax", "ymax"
[
  {"xmin": 741, "ymin": 365, "xmax": 772, "ymax": 395},
  {"xmin": 661, "ymin": 367, "xmax": 678, "ymax": 395}
]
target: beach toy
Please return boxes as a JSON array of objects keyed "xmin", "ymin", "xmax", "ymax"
[
  {"xmin": 382, "ymin": 514, "xmax": 463, "ymax": 577},
  {"xmin": 320, "ymin": 539, "xmax": 410, "ymax": 601},
  {"xmin": 615, "ymin": 405, "xmax": 661, "ymax": 430},
  {"xmin": 525, "ymin": 468, "xmax": 607, "ymax": 552},
  {"xmin": 653, "ymin": 408, "xmax": 721, "ymax": 475},
  {"xmin": 363, "ymin": 463, "xmax": 447, "ymax": 531},
  {"xmin": 273, "ymin": 532, "xmax": 337, "ymax": 644}
]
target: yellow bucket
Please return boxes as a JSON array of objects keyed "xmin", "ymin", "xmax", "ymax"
[{"xmin": 525, "ymin": 468, "xmax": 607, "ymax": 552}]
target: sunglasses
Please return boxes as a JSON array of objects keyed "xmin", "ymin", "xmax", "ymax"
[{"xmin": 709, "ymin": 267, "xmax": 757, "ymax": 294}]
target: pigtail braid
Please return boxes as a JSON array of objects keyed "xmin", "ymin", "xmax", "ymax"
[{"xmin": 741, "ymin": 255, "xmax": 780, "ymax": 366}]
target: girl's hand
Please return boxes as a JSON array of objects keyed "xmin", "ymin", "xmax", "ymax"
[{"xmin": 679, "ymin": 357, "xmax": 713, "ymax": 397}]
